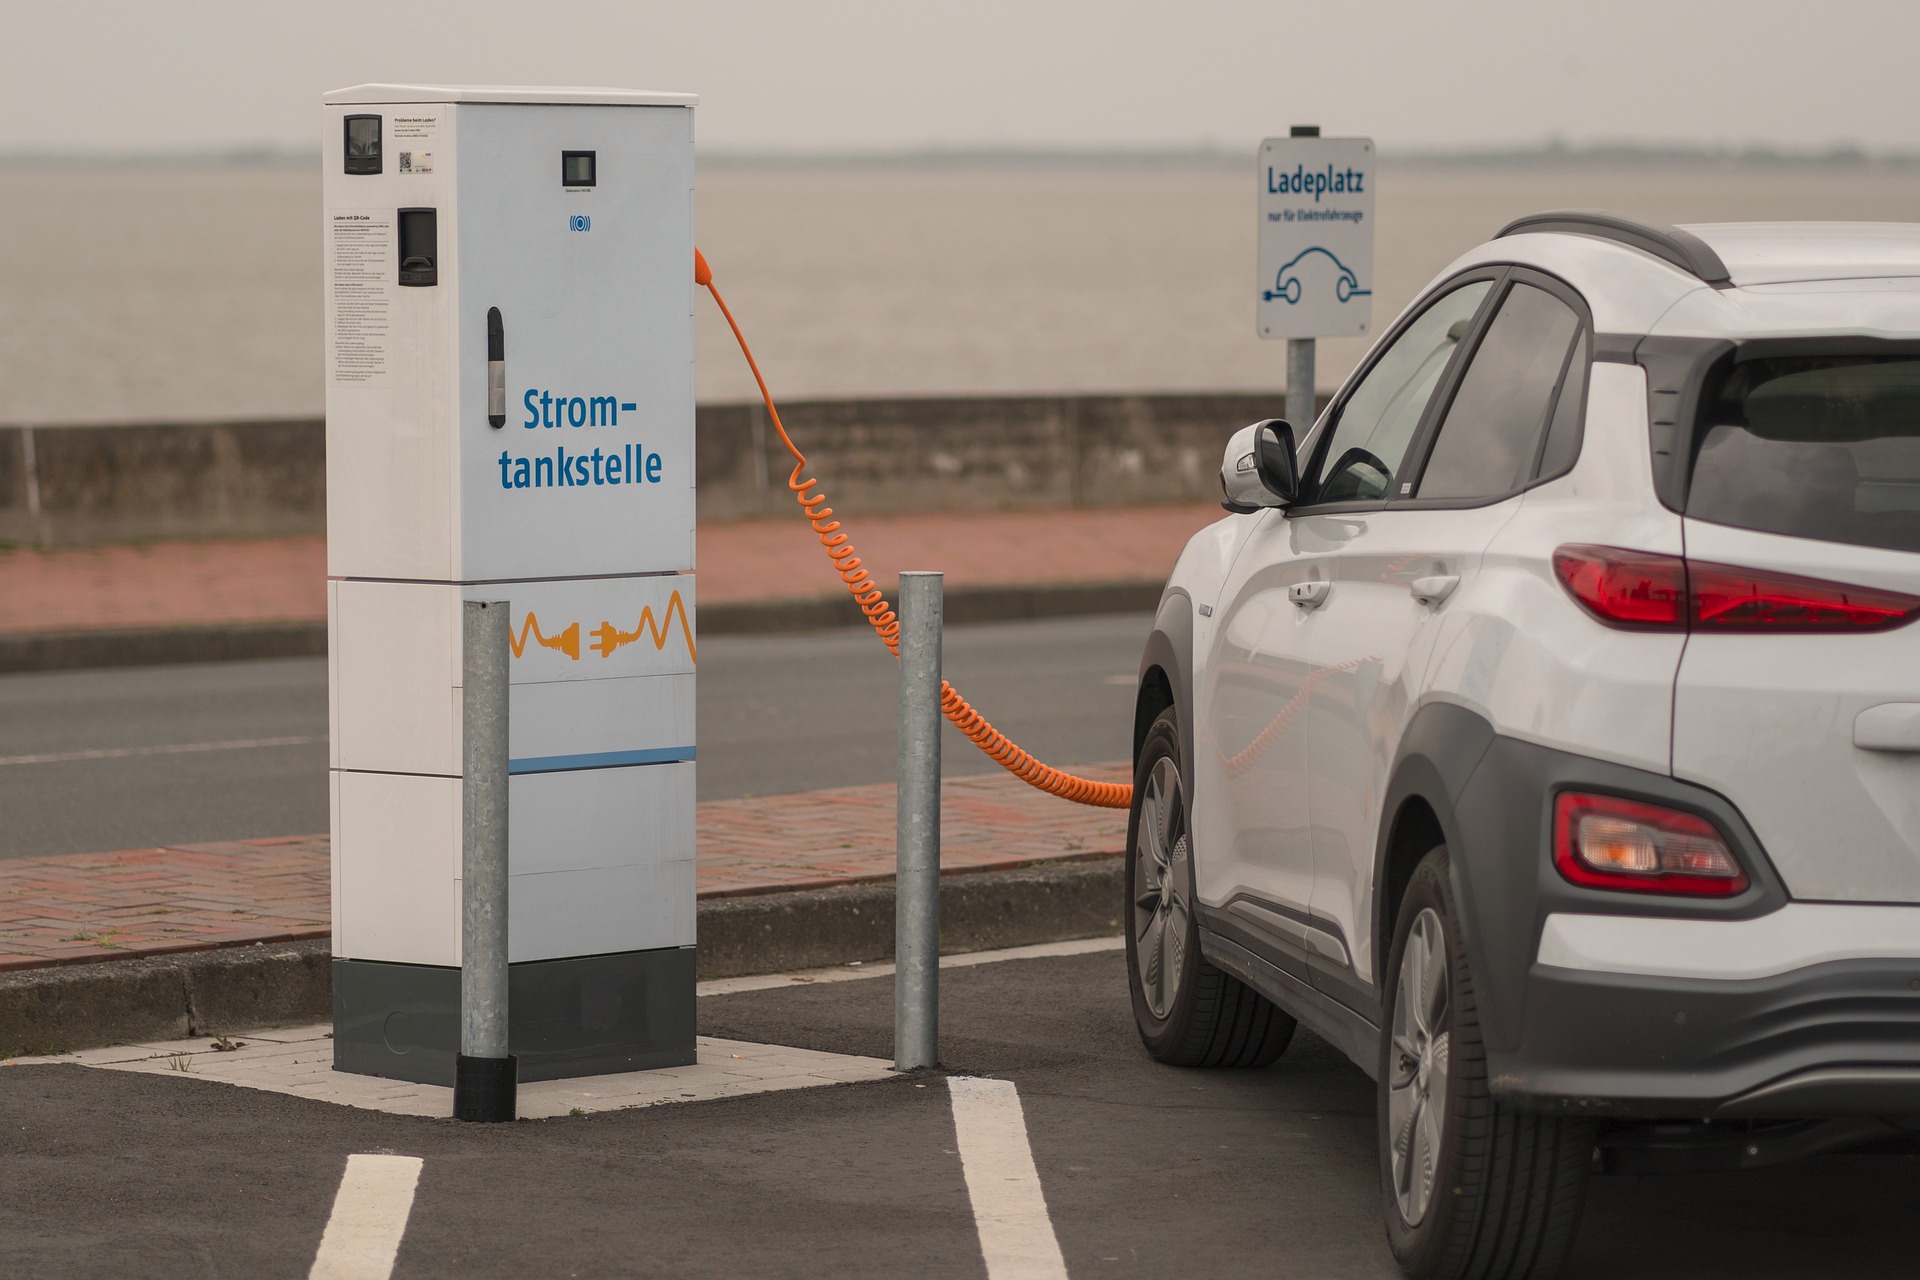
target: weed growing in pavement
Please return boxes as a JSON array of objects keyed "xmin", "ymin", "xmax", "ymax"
[
  {"xmin": 166, "ymin": 1055, "xmax": 193, "ymax": 1072},
  {"xmin": 59, "ymin": 932, "xmax": 93, "ymax": 943},
  {"xmin": 210, "ymin": 1036, "xmax": 245, "ymax": 1052},
  {"xmin": 569, "ymin": 1107, "xmax": 587, "ymax": 1117}
]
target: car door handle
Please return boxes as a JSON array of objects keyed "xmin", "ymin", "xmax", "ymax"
[
  {"xmin": 1289, "ymin": 580, "xmax": 1331, "ymax": 609},
  {"xmin": 1856, "ymin": 703, "xmax": 1920, "ymax": 753},
  {"xmin": 1410, "ymin": 574, "xmax": 1459, "ymax": 607}
]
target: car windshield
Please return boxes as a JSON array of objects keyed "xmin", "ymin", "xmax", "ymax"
[{"xmin": 1690, "ymin": 355, "xmax": 1920, "ymax": 555}]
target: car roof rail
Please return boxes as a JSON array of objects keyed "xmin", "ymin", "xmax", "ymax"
[{"xmin": 1495, "ymin": 209, "xmax": 1733, "ymax": 287}]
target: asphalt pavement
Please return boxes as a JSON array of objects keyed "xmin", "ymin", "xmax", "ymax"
[
  {"xmin": 698, "ymin": 610, "xmax": 1145, "ymax": 800},
  {"xmin": 0, "ymin": 613, "xmax": 1148, "ymax": 859},
  {"xmin": 7, "ymin": 948, "xmax": 1917, "ymax": 1279}
]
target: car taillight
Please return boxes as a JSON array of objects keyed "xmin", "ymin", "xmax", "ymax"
[
  {"xmin": 1552, "ymin": 546, "xmax": 1687, "ymax": 628},
  {"xmin": 1553, "ymin": 792, "xmax": 1748, "ymax": 896},
  {"xmin": 1689, "ymin": 561, "xmax": 1920, "ymax": 632},
  {"xmin": 1554, "ymin": 545, "xmax": 1920, "ymax": 634}
]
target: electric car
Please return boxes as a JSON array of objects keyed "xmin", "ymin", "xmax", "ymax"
[{"xmin": 1127, "ymin": 211, "xmax": 1920, "ymax": 1279}]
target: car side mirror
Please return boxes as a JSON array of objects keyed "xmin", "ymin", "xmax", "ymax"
[{"xmin": 1220, "ymin": 419, "xmax": 1299, "ymax": 513}]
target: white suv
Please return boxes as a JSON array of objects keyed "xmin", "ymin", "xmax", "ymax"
[{"xmin": 1126, "ymin": 211, "xmax": 1920, "ymax": 1280}]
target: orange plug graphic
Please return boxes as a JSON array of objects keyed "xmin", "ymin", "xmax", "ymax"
[
  {"xmin": 509, "ymin": 614, "xmax": 581, "ymax": 661},
  {"xmin": 590, "ymin": 591, "xmax": 696, "ymax": 662}
]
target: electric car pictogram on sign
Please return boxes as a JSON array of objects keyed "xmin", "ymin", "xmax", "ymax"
[{"xmin": 1262, "ymin": 247, "xmax": 1373, "ymax": 305}]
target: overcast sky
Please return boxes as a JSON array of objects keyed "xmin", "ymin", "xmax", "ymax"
[{"xmin": 6, "ymin": 0, "xmax": 1919, "ymax": 156}]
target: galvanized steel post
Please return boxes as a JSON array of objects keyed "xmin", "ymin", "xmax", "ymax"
[
  {"xmin": 1286, "ymin": 338, "xmax": 1316, "ymax": 434},
  {"xmin": 895, "ymin": 572, "xmax": 943, "ymax": 1071},
  {"xmin": 1284, "ymin": 123, "xmax": 1321, "ymax": 435},
  {"xmin": 455, "ymin": 598, "xmax": 516, "ymax": 1122}
]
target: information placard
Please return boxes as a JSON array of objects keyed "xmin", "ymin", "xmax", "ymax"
[{"xmin": 1256, "ymin": 136, "xmax": 1376, "ymax": 340}]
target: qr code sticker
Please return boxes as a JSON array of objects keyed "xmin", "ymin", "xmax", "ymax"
[{"xmin": 398, "ymin": 151, "xmax": 433, "ymax": 174}]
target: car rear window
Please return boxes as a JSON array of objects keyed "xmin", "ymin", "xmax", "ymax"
[{"xmin": 1690, "ymin": 355, "xmax": 1920, "ymax": 555}]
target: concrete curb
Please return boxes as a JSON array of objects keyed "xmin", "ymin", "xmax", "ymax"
[
  {"xmin": 0, "ymin": 856, "xmax": 1122, "ymax": 1056},
  {"xmin": 0, "ymin": 939, "xmax": 333, "ymax": 1057},
  {"xmin": 0, "ymin": 582, "xmax": 1163, "ymax": 674},
  {"xmin": 0, "ymin": 621, "xmax": 328, "ymax": 675},
  {"xmin": 696, "ymin": 856, "xmax": 1123, "ymax": 979}
]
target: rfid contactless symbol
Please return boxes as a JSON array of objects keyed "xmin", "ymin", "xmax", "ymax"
[{"xmin": 1263, "ymin": 246, "xmax": 1372, "ymax": 305}]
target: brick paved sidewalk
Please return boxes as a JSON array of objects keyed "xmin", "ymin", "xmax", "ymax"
[
  {"xmin": 0, "ymin": 763, "xmax": 1131, "ymax": 971},
  {"xmin": 0, "ymin": 504, "xmax": 1219, "ymax": 635}
]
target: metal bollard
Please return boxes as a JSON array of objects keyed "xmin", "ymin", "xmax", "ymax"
[
  {"xmin": 1286, "ymin": 337, "xmax": 1315, "ymax": 434},
  {"xmin": 455, "ymin": 599, "xmax": 517, "ymax": 1122},
  {"xmin": 895, "ymin": 572, "xmax": 943, "ymax": 1071}
]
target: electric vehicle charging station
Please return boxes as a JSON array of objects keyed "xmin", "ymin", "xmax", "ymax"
[{"xmin": 322, "ymin": 84, "xmax": 698, "ymax": 1085}]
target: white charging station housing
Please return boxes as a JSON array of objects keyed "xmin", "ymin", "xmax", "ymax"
[{"xmin": 321, "ymin": 84, "xmax": 697, "ymax": 1085}]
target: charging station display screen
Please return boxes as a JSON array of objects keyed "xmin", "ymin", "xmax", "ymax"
[
  {"xmin": 344, "ymin": 115, "xmax": 381, "ymax": 174},
  {"xmin": 563, "ymin": 151, "xmax": 596, "ymax": 187}
]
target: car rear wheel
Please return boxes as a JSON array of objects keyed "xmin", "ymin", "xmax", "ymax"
[
  {"xmin": 1380, "ymin": 847, "xmax": 1594, "ymax": 1280},
  {"xmin": 1126, "ymin": 705, "xmax": 1295, "ymax": 1068}
]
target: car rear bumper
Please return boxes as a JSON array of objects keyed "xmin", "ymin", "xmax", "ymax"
[
  {"xmin": 1436, "ymin": 723, "xmax": 1920, "ymax": 1117},
  {"xmin": 1490, "ymin": 955, "xmax": 1920, "ymax": 1118}
]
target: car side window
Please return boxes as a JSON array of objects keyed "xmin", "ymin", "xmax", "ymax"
[
  {"xmin": 1308, "ymin": 281, "xmax": 1492, "ymax": 504},
  {"xmin": 1416, "ymin": 282, "xmax": 1585, "ymax": 501}
]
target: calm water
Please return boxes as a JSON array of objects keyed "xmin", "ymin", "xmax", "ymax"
[{"xmin": 3, "ymin": 159, "xmax": 1918, "ymax": 425}]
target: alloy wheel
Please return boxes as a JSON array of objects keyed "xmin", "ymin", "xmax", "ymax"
[
  {"xmin": 1132, "ymin": 756, "xmax": 1191, "ymax": 1020},
  {"xmin": 1388, "ymin": 907, "xmax": 1452, "ymax": 1227}
]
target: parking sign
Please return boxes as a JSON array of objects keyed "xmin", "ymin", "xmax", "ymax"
[{"xmin": 1256, "ymin": 136, "xmax": 1376, "ymax": 340}]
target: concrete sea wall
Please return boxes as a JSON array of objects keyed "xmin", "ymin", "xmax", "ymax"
[{"xmin": 0, "ymin": 392, "xmax": 1293, "ymax": 547}]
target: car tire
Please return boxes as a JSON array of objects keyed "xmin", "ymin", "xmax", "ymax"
[
  {"xmin": 1126, "ymin": 705, "xmax": 1296, "ymax": 1068},
  {"xmin": 1380, "ymin": 847, "xmax": 1594, "ymax": 1280}
]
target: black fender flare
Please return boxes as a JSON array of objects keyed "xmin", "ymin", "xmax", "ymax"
[
  {"xmin": 1369, "ymin": 701, "xmax": 1495, "ymax": 1002},
  {"xmin": 1135, "ymin": 589, "xmax": 1193, "ymax": 802}
]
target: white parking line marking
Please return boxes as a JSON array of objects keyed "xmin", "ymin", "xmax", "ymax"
[
  {"xmin": 948, "ymin": 1077, "xmax": 1069, "ymax": 1280},
  {"xmin": 0, "ymin": 735, "xmax": 323, "ymax": 767},
  {"xmin": 697, "ymin": 935, "xmax": 1123, "ymax": 997},
  {"xmin": 309, "ymin": 1153, "xmax": 423, "ymax": 1280}
]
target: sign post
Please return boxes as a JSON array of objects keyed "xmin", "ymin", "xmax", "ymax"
[{"xmin": 1257, "ymin": 126, "xmax": 1376, "ymax": 431}]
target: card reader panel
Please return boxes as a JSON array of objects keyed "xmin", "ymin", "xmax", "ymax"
[{"xmin": 397, "ymin": 207, "xmax": 438, "ymax": 286}]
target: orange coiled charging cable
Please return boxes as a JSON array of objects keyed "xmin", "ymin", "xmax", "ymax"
[{"xmin": 697, "ymin": 249, "xmax": 1132, "ymax": 810}]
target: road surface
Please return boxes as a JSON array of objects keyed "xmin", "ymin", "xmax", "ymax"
[{"xmin": 0, "ymin": 613, "xmax": 1149, "ymax": 859}]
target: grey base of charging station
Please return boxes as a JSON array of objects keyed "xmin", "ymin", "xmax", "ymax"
[{"xmin": 331, "ymin": 946, "xmax": 697, "ymax": 1086}]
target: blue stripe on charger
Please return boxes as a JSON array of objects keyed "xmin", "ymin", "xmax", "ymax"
[{"xmin": 507, "ymin": 746, "xmax": 696, "ymax": 775}]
